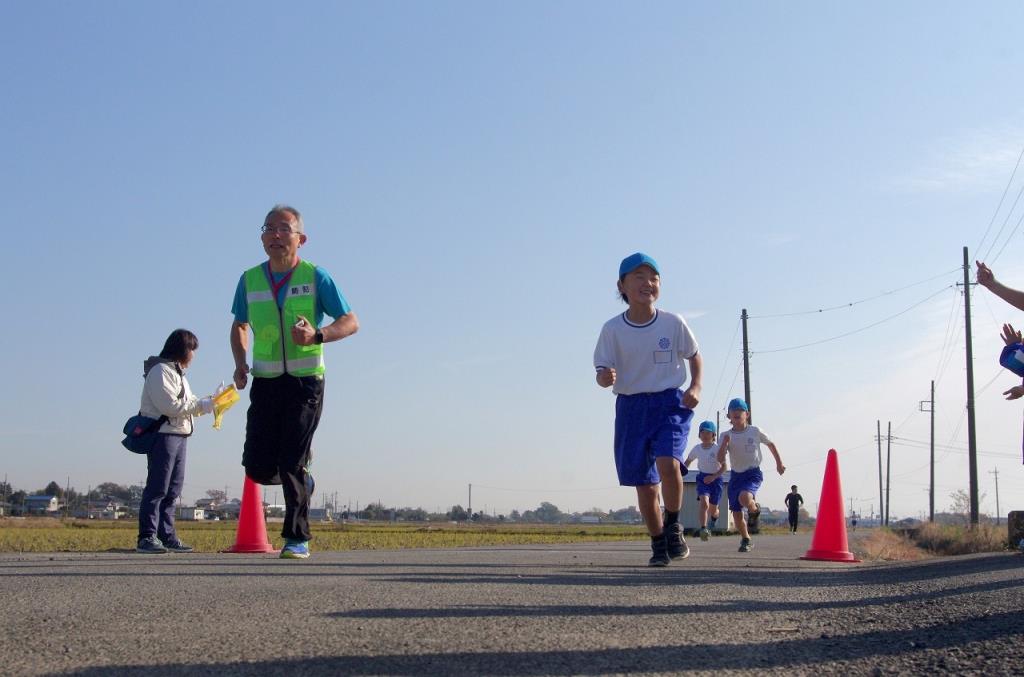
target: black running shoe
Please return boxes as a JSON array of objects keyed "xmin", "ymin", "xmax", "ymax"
[
  {"xmin": 747, "ymin": 507, "xmax": 761, "ymax": 534},
  {"xmin": 665, "ymin": 523, "xmax": 689, "ymax": 560},
  {"xmin": 649, "ymin": 534, "xmax": 670, "ymax": 567}
]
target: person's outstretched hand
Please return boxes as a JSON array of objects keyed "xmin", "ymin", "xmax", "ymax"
[
  {"xmin": 1001, "ymin": 323, "xmax": 1022, "ymax": 346},
  {"xmin": 976, "ymin": 260, "xmax": 995, "ymax": 289}
]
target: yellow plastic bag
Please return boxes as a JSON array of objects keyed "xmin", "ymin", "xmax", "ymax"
[{"xmin": 212, "ymin": 385, "xmax": 240, "ymax": 430}]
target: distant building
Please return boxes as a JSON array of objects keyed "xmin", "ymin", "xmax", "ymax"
[
  {"xmin": 578, "ymin": 515, "xmax": 601, "ymax": 524},
  {"xmin": 309, "ymin": 507, "xmax": 333, "ymax": 522},
  {"xmin": 176, "ymin": 507, "xmax": 205, "ymax": 521},
  {"xmin": 74, "ymin": 498, "xmax": 127, "ymax": 520},
  {"xmin": 682, "ymin": 472, "xmax": 734, "ymax": 532},
  {"xmin": 24, "ymin": 495, "xmax": 59, "ymax": 515}
]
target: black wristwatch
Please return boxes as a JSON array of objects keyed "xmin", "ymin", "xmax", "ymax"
[{"xmin": 314, "ymin": 330, "xmax": 324, "ymax": 345}]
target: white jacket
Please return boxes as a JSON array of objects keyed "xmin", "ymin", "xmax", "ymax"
[{"xmin": 139, "ymin": 357, "xmax": 205, "ymax": 435}]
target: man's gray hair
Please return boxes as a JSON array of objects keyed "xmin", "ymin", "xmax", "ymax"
[{"xmin": 265, "ymin": 204, "xmax": 304, "ymax": 233}]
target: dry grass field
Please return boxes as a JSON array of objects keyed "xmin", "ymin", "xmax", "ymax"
[{"xmin": 0, "ymin": 517, "xmax": 649, "ymax": 553}]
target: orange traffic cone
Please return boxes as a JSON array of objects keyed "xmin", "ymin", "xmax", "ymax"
[
  {"xmin": 223, "ymin": 475, "xmax": 276, "ymax": 553},
  {"xmin": 801, "ymin": 449, "xmax": 860, "ymax": 562}
]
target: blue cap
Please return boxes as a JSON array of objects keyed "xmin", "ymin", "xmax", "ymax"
[
  {"xmin": 728, "ymin": 397, "xmax": 749, "ymax": 412},
  {"xmin": 619, "ymin": 252, "xmax": 660, "ymax": 278},
  {"xmin": 698, "ymin": 420, "xmax": 717, "ymax": 435}
]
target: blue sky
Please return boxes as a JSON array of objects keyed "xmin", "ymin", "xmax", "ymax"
[{"xmin": 3, "ymin": 2, "xmax": 1024, "ymax": 520}]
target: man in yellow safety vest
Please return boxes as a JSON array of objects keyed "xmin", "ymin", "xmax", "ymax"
[{"xmin": 230, "ymin": 204, "xmax": 359, "ymax": 559}]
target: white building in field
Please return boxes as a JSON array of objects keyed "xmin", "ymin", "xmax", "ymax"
[
  {"xmin": 176, "ymin": 507, "xmax": 205, "ymax": 521},
  {"xmin": 682, "ymin": 471, "xmax": 734, "ymax": 532}
]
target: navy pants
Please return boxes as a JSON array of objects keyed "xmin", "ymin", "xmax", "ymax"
[{"xmin": 138, "ymin": 434, "xmax": 187, "ymax": 542}]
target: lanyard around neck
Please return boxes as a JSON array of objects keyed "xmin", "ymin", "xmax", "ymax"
[{"xmin": 265, "ymin": 260, "xmax": 301, "ymax": 300}]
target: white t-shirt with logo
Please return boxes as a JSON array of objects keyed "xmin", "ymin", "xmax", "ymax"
[
  {"xmin": 685, "ymin": 443, "xmax": 723, "ymax": 475},
  {"xmin": 719, "ymin": 425, "xmax": 771, "ymax": 473},
  {"xmin": 593, "ymin": 310, "xmax": 699, "ymax": 396}
]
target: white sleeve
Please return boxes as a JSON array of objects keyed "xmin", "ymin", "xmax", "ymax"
[
  {"xmin": 593, "ymin": 324, "xmax": 616, "ymax": 371},
  {"xmin": 757, "ymin": 428, "xmax": 772, "ymax": 445},
  {"xmin": 676, "ymin": 314, "xmax": 699, "ymax": 359},
  {"xmin": 146, "ymin": 366, "xmax": 202, "ymax": 418},
  {"xmin": 685, "ymin": 445, "xmax": 699, "ymax": 463}
]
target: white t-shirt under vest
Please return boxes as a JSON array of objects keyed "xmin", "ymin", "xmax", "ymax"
[{"xmin": 593, "ymin": 309, "xmax": 699, "ymax": 396}]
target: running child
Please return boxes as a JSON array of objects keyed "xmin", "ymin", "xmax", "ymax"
[
  {"xmin": 716, "ymin": 397, "xmax": 785, "ymax": 552},
  {"xmin": 594, "ymin": 252, "xmax": 703, "ymax": 567},
  {"xmin": 683, "ymin": 420, "xmax": 724, "ymax": 541}
]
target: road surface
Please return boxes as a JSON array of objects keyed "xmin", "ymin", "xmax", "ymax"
[{"xmin": 1, "ymin": 533, "xmax": 1021, "ymax": 675}]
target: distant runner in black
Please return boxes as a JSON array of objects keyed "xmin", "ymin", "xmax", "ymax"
[{"xmin": 784, "ymin": 485, "xmax": 804, "ymax": 533}]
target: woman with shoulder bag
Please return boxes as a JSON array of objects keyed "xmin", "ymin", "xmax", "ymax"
[{"xmin": 136, "ymin": 329, "xmax": 214, "ymax": 553}]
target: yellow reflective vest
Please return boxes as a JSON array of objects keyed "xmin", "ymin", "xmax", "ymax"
[{"xmin": 244, "ymin": 261, "xmax": 324, "ymax": 377}]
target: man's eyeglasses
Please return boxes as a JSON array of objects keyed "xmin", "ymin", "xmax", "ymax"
[{"xmin": 261, "ymin": 225, "xmax": 299, "ymax": 235}]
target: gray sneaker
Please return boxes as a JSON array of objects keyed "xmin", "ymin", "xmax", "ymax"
[
  {"xmin": 136, "ymin": 536, "xmax": 167, "ymax": 554},
  {"xmin": 738, "ymin": 537, "xmax": 753, "ymax": 553},
  {"xmin": 161, "ymin": 539, "xmax": 194, "ymax": 553},
  {"xmin": 699, "ymin": 526, "xmax": 710, "ymax": 542}
]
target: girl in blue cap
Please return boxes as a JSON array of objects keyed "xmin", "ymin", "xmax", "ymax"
[
  {"xmin": 594, "ymin": 252, "xmax": 703, "ymax": 567},
  {"xmin": 716, "ymin": 397, "xmax": 785, "ymax": 552},
  {"xmin": 683, "ymin": 420, "xmax": 724, "ymax": 541}
]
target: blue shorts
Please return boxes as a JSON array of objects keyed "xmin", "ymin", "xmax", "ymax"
[
  {"xmin": 695, "ymin": 472, "xmax": 723, "ymax": 505},
  {"xmin": 613, "ymin": 388, "xmax": 693, "ymax": 486},
  {"xmin": 728, "ymin": 467, "xmax": 764, "ymax": 512}
]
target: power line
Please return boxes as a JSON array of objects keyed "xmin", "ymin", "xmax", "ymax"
[
  {"xmin": 748, "ymin": 267, "xmax": 961, "ymax": 319},
  {"xmin": 988, "ymin": 203, "xmax": 1024, "ymax": 266},
  {"xmin": 753, "ymin": 285, "xmax": 954, "ymax": 354},
  {"xmin": 977, "ymin": 142, "xmax": 1024, "ymax": 259},
  {"xmin": 700, "ymin": 318, "xmax": 741, "ymax": 423},
  {"xmin": 471, "ymin": 484, "xmax": 620, "ymax": 493},
  {"xmin": 934, "ymin": 287, "xmax": 963, "ymax": 384}
]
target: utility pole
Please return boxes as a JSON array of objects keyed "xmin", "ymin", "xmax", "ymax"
[
  {"xmin": 468, "ymin": 483, "xmax": 472, "ymax": 518},
  {"xmin": 962, "ymin": 246, "xmax": 980, "ymax": 525},
  {"xmin": 920, "ymin": 381, "xmax": 935, "ymax": 522},
  {"xmin": 885, "ymin": 422, "xmax": 892, "ymax": 526},
  {"xmin": 876, "ymin": 420, "xmax": 884, "ymax": 526},
  {"xmin": 990, "ymin": 468, "xmax": 1001, "ymax": 525},
  {"xmin": 741, "ymin": 309, "xmax": 751, "ymax": 421}
]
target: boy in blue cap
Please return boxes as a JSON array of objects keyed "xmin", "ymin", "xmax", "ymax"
[
  {"xmin": 594, "ymin": 252, "xmax": 703, "ymax": 566},
  {"xmin": 683, "ymin": 420, "xmax": 724, "ymax": 541},
  {"xmin": 716, "ymin": 397, "xmax": 785, "ymax": 552}
]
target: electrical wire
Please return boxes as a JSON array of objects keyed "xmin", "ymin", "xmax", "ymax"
[
  {"xmin": 471, "ymin": 484, "xmax": 620, "ymax": 493},
  {"xmin": 977, "ymin": 142, "xmax": 1024, "ymax": 259},
  {"xmin": 700, "ymin": 318, "xmax": 741, "ymax": 424},
  {"xmin": 934, "ymin": 288, "xmax": 963, "ymax": 385},
  {"xmin": 988, "ymin": 204, "xmax": 1024, "ymax": 266},
  {"xmin": 748, "ymin": 267, "xmax": 962, "ymax": 319},
  {"xmin": 753, "ymin": 285, "xmax": 954, "ymax": 354}
]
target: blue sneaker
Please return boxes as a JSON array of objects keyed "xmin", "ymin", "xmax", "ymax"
[
  {"xmin": 136, "ymin": 535, "xmax": 167, "ymax": 554},
  {"xmin": 280, "ymin": 540, "xmax": 310, "ymax": 559}
]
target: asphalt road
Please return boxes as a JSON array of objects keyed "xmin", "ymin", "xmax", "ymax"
[{"xmin": 1, "ymin": 533, "xmax": 1022, "ymax": 676}]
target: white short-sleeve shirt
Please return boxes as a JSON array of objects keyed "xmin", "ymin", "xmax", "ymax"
[
  {"xmin": 685, "ymin": 443, "xmax": 723, "ymax": 474},
  {"xmin": 719, "ymin": 425, "xmax": 771, "ymax": 473},
  {"xmin": 593, "ymin": 310, "xmax": 699, "ymax": 395}
]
